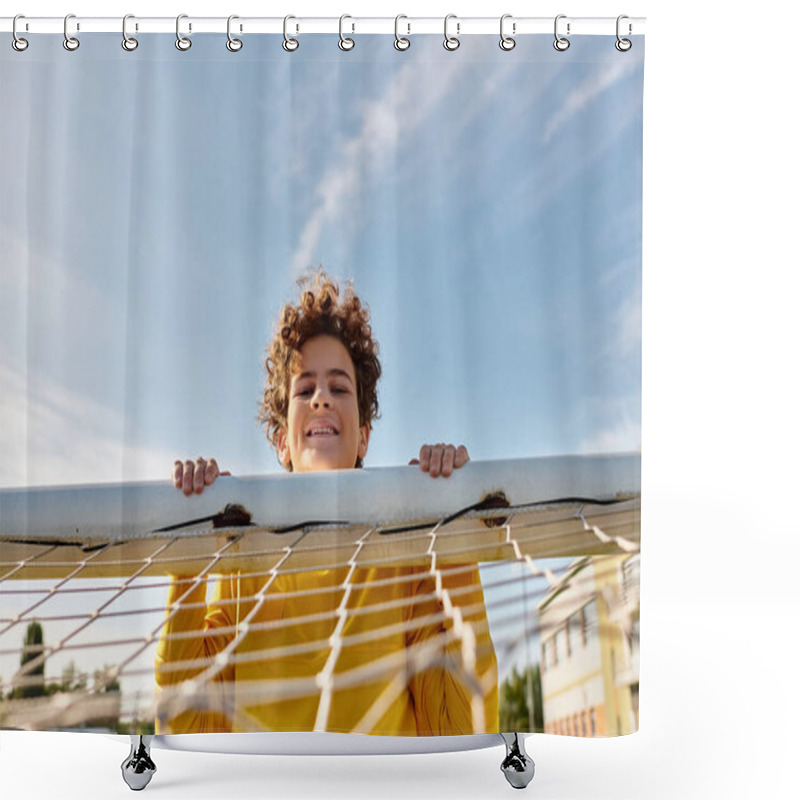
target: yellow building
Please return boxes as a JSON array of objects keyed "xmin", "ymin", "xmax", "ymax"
[{"xmin": 538, "ymin": 554, "xmax": 639, "ymax": 736}]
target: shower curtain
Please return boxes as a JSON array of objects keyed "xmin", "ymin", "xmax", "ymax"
[{"xmin": 0, "ymin": 25, "xmax": 644, "ymax": 740}]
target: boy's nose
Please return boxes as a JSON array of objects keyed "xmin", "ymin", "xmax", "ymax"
[{"xmin": 311, "ymin": 388, "xmax": 331, "ymax": 408}]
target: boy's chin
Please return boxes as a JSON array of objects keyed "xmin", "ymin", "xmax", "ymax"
[{"xmin": 297, "ymin": 452, "xmax": 354, "ymax": 472}]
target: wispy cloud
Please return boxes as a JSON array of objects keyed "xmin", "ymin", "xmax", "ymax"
[
  {"xmin": 579, "ymin": 395, "xmax": 641, "ymax": 455},
  {"xmin": 616, "ymin": 277, "xmax": 642, "ymax": 359},
  {"xmin": 291, "ymin": 57, "xmax": 467, "ymax": 274},
  {"xmin": 0, "ymin": 359, "xmax": 172, "ymax": 488},
  {"xmin": 543, "ymin": 59, "xmax": 638, "ymax": 144},
  {"xmin": 580, "ymin": 419, "xmax": 641, "ymax": 455}
]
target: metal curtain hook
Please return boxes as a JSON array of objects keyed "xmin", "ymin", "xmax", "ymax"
[
  {"xmin": 499, "ymin": 14, "xmax": 515, "ymax": 51},
  {"xmin": 553, "ymin": 14, "xmax": 570, "ymax": 51},
  {"xmin": 227, "ymin": 15, "xmax": 243, "ymax": 51},
  {"xmin": 616, "ymin": 15, "xmax": 632, "ymax": 51},
  {"xmin": 443, "ymin": 14, "xmax": 460, "ymax": 51},
  {"xmin": 63, "ymin": 13, "xmax": 80, "ymax": 51},
  {"xmin": 394, "ymin": 14, "xmax": 410, "ymax": 51},
  {"xmin": 176, "ymin": 14, "xmax": 191, "ymax": 51},
  {"xmin": 339, "ymin": 14, "xmax": 354, "ymax": 50},
  {"xmin": 122, "ymin": 14, "xmax": 138, "ymax": 51},
  {"xmin": 283, "ymin": 15, "xmax": 299, "ymax": 51},
  {"xmin": 12, "ymin": 14, "xmax": 29, "ymax": 51}
]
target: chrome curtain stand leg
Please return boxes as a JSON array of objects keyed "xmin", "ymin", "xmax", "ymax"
[
  {"xmin": 500, "ymin": 732, "xmax": 535, "ymax": 789},
  {"xmin": 121, "ymin": 734, "xmax": 157, "ymax": 791}
]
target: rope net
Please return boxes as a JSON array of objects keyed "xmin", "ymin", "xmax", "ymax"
[{"xmin": 0, "ymin": 491, "xmax": 640, "ymax": 735}]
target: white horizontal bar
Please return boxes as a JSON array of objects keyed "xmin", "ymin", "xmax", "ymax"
[
  {"xmin": 0, "ymin": 453, "xmax": 640, "ymax": 542},
  {"xmin": 0, "ymin": 16, "xmax": 645, "ymax": 36}
]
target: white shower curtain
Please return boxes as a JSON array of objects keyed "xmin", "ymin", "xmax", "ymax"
[{"xmin": 1, "ymin": 21, "xmax": 643, "ymax": 742}]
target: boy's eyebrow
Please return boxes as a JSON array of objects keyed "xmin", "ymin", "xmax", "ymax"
[{"xmin": 296, "ymin": 368, "xmax": 354, "ymax": 385}]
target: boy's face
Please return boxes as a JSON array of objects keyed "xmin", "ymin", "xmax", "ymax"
[{"xmin": 277, "ymin": 335, "xmax": 370, "ymax": 472}]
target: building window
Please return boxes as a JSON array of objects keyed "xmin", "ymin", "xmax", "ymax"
[
  {"xmin": 590, "ymin": 708, "xmax": 597, "ymax": 736},
  {"xmin": 622, "ymin": 554, "xmax": 640, "ymax": 600},
  {"xmin": 567, "ymin": 611, "xmax": 581, "ymax": 655},
  {"xmin": 583, "ymin": 600, "xmax": 598, "ymax": 643},
  {"xmin": 555, "ymin": 627, "xmax": 566, "ymax": 665},
  {"xmin": 580, "ymin": 607, "xmax": 586, "ymax": 646},
  {"xmin": 581, "ymin": 711, "xmax": 587, "ymax": 737}
]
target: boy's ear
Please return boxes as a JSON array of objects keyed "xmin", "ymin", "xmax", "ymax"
[
  {"xmin": 277, "ymin": 429, "xmax": 292, "ymax": 467},
  {"xmin": 358, "ymin": 424, "xmax": 370, "ymax": 461}
]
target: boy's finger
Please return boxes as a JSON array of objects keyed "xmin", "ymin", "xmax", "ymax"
[
  {"xmin": 429, "ymin": 445, "xmax": 443, "ymax": 477},
  {"xmin": 455, "ymin": 445, "xmax": 470, "ymax": 468},
  {"xmin": 182, "ymin": 461, "xmax": 195, "ymax": 496},
  {"xmin": 419, "ymin": 445, "xmax": 432, "ymax": 471},
  {"xmin": 441, "ymin": 445, "xmax": 456, "ymax": 477},
  {"xmin": 194, "ymin": 458, "xmax": 206, "ymax": 494},
  {"xmin": 206, "ymin": 459, "xmax": 220, "ymax": 484},
  {"xmin": 173, "ymin": 460, "xmax": 183, "ymax": 488}
]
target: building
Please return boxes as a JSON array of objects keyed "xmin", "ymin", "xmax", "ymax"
[{"xmin": 538, "ymin": 553, "xmax": 639, "ymax": 736}]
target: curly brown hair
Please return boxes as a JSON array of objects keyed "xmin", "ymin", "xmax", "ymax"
[{"xmin": 258, "ymin": 269, "xmax": 381, "ymax": 470}]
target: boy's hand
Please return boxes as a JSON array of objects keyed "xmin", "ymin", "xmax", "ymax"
[
  {"xmin": 409, "ymin": 443, "xmax": 469, "ymax": 478},
  {"xmin": 172, "ymin": 458, "xmax": 228, "ymax": 496}
]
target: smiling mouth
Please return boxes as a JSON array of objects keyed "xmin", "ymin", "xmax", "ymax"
[{"xmin": 306, "ymin": 426, "xmax": 339, "ymax": 437}]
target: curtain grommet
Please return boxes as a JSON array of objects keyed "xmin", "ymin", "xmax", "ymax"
[
  {"xmin": 443, "ymin": 14, "xmax": 460, "ymax": 51},
  {"xmin": 226, "ymin": 15, "xmax": 243, "ymax": 52},
  {"xmin": 283, "ymin": 15, "xmax": 299, "ymax": 52},
  {"xmin": 554, "ymin": 14, "xmax": 570, "ymax": 51},
  {"xmin": 499, "ymin": 14, "xmax": 516, "ymax": 51},
  {"xmin": 12, "ymin": 15, "xmax": 29, "ymax": 51},
  {"xmin": 615, "ymin": 15, "xmax": 632, "ymax": 51},
  {"xmin": 394, "ymin": 15, "xmax": 410, "ymax": 51},
  {"xmin": 339, "ymin": 15, "xmax": 355, "ymax": 51},
  {"xmin": 63, "ymin": 13, "xmax": 80, "ymax": 51},
  {"xmin": 175, "ymin": 14, "xmax": 192, "ymax": 51},
  {"xmin": 122, "ymin": 15, "xmax": 138, "ymax": 51}
]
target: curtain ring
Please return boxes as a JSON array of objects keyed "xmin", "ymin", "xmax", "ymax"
[
  {"xmin": 283, "ymin": 15, "xmax": 299, "ymax": 51},
  {"xmin": 176, "ymin": 14, "xmax": 192, "ymax": 51},
  {"xmin": 553, "ymin": 14, "xmax": 570, "ymax": 51},
  {"xmin": 499, "ymin": 14, "xmax": 515, "ymax": 51},
  {"xmin": 122, "ymin": 15, "xmax": 138, "ymax": 51},
  {"xmin": 63, "ymin": 13, "xmax": 80, "ymax": 51},
  {"xmin": 12, "ymin": 15, "xmax": 29, "ymax": 52},
  {"xmin": 615, "ymin": 15, "xmax": 632, "ymax": 52},
  {"xmin": 339, "ymin": 14, "xmax": 355, "ymax": 51},
  {"xmin": 394, "ymin": 14, "xmax": 410, "ymax": 51},
  {"xmin": 443, "ymin": 14, "xmax": 460, "ymax": 51},
  {"xmin": 227, "ymin": 15, "xmax": 243, "ymax": 51}
]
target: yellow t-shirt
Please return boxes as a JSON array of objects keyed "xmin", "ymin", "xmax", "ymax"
[{"xmin": 155, "ymin": 564, "xmax": 498, "ymax": 736}]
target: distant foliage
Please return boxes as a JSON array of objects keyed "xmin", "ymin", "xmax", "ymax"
[
  {"xmin": 499, "ymin": 664, "xmax": 543, "ymax": 732},
  {"xmin": 15, "ymin": 621, "xmax": 46, "ymax": 699}
]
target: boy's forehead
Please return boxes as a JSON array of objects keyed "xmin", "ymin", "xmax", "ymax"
[{"xmin": 291, "ymin": 335, "xmax": 356, "ymax": 378}]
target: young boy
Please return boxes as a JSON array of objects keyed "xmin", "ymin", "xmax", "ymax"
[{"xmin": 155, "ymin": 271, "xmax": 498, "ymax": 736}]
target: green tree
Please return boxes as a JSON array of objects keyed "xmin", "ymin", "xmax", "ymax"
[
  {"xmin": 499, "ymin": 664, "xmax": 543, "ymax": 732},
  {"xmin": 15, "ymin": 621, "xmax": 46, "ymax": 699}
]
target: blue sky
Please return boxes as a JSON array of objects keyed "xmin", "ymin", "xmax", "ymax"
[
  {"xmin": 1, "ymin": 33, "xmax": 642, "ymax": 487},
  {"xmin": 0, "ymin": 33, "xmax": 643, "ymax": 697}
]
